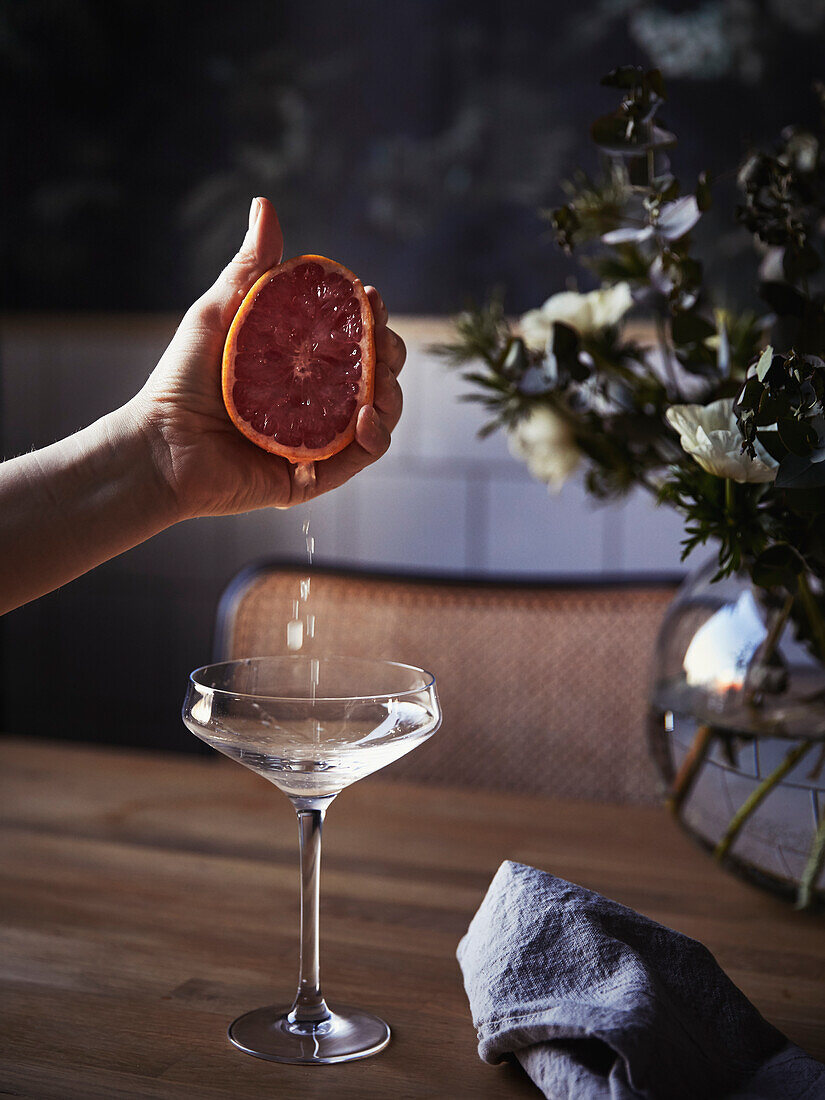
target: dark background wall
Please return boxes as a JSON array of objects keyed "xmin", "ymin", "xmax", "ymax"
[
  {"xmin": 2, "ymin": 0, "xmax": 824, "ymax": 753},
  {"xmin": 4, "ymin": 0, "xmax": 825, "ymax": 316}
]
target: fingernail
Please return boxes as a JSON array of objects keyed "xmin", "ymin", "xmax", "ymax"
[{"xmin": 248, "ymin": 197, "xmax": 262, "ymax": 230}]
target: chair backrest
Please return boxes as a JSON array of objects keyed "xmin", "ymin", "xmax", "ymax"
[{"xmin": 216, "ymin": 562, "xmax": 677, "ymax": 805}]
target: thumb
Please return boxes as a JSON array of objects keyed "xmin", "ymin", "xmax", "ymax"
[{"xmin": 188, "ymin": 197, "xmax": 284, "ymax": 332}]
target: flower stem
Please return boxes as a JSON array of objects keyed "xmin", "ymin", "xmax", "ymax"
[
  {"xmin": 797, "ymin": 572, "xmax": 825, "ymax": 668},
  {"xmin": 667, "ymin": 724, "xmax": 715, "ymax": 814},
  {"xmin": 744, "ymin": 592, "xmax": 794, "ymax": 707},
  {"xmin": 654, "ymin": 314, "xmax": 678, "ymax": 396},
  {"xmin": 797, "ymin": 812, "xmax": 825, "ymax": 909},
  {"xmin": 714, "ymin": 739, "xmax": 813, "ymax": 862},
  {"xmin": 725, "ymin": 477, "xmax": 735, "ymax": 517}
]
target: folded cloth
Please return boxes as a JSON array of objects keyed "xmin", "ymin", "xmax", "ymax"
[{"xmin": 457, "ymin": 861, "xmax": 825, "ymax": 1100}]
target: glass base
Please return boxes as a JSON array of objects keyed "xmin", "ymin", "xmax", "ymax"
[{"xmin": 228, "ymin": 1004, "xmax": 391, "ymax": 1064}]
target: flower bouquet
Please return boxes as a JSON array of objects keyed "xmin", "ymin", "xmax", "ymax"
[{"xmin": 438, "ymin": 68, "xmax": 825, "ymax": 907}]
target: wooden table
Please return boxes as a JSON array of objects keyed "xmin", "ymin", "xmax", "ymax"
[{"xmin": 1, "ymin": 738, "xmax": 823, "ymax": 1099}]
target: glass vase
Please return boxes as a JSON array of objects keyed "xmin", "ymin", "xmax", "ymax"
[{"xmin": 648, "ymin": 560, "xmax": 825, "ymax": 908}]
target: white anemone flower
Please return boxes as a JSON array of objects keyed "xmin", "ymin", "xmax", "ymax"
[
  {"xmin": 665, "ymin": 398, "xmax": 778, "ymax": 483},
  {"xmin": 507, "ymin": 407, "xmax": 581, "ymax": 492},
  {"xmin": 519, "ymin": 283, "xmax": 633, "ymax": 352}
]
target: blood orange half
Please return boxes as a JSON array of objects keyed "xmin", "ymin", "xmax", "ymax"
[{"xmin": 222, "ymin": 255, "xmax": 375, "ymax": 461}]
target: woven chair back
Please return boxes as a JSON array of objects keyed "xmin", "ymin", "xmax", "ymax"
[{"xmin": 216, "ymin": 564, "xmax": 677, "ymax": 804}]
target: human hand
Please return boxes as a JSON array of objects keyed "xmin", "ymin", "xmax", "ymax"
[{"xmin": 132, "ymin": 197, "xmax": 405, "ymax": 520}]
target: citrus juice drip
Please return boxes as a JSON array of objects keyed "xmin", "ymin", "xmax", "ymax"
[{"xmin": 285, "ymin": 480, "xmax": 321, "ymax": 742}]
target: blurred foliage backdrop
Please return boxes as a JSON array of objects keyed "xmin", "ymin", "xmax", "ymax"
[{"xmin": 3, "ymin": 0, "xmax": 825, "ymax": 317}]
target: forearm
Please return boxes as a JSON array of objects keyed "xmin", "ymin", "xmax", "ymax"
[{"xmin": 0, "ymin": 400, "xmax": 176, "ymax": 615}]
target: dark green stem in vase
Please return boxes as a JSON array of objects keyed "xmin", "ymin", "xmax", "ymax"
[
  {"xmin": 725, "ymin": 477, "xmax": 735, "ymax": 518},
  {"xmin": 714, "ymin": 740, "xmax": 813, "ymax": 862},
  {"xmin": 797, "ymin": 572, "xmax": 825, "ymax": 669},
  {"xmin": 794, "ymin": 571, "xmax": 825, "ymax": 907},
  {"xmin": 667, "ymin": 724, "xmax": 715, "ymax": 814},
  {"xmin": 798, "ymin": 813, "xmax": 825, "ymax": 910},
  {"xmin": 744, "ymin": 592, "xmax": 794, "ymax": 708}
]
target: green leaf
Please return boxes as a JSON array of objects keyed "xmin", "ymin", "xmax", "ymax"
[
  {"xmin": 477, "ymin": 420, "xmax": 502, "ymax": 440},
  {"xmin": 756, "ymin": 390, "xmax": 783, "ymax": 426},
  {"xmin": 751, "ymin": 544, "xmax": 805, "ymax": 590},
  {"xmin": 552, "ymin": 321, "xmax": 588, "ymax": 383},
  {"xmin": 778, "ymin": 417, "xmax": 818, "ymax": 456},
  {"xmin": 737, "ymin": 377, "xmax": 764, "ymax": 413},
  {"xmin": 671, "ymin": 310, "xmax": 716, "ymax": 345},
  {"xmin": 755, "ymin": 429, "xmax": 787, "ymax": 462},
  {"xmin": 501, "ymin": 338, "xmax": 529, "ymax": 378},
  {"xmin": 461, "ymin": 371, "xmax": 510, "ymax": 393},
  {"xmin": 552, "ymin": 320, "xmax": 580, "ymax": 360}
]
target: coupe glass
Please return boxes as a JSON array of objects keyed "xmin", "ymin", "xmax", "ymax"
[{"xmin": 182, "ymin": 655, "xmax": 441, "ymax": 1064}]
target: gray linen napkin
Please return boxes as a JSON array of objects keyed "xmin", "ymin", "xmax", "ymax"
[{"xmin": 457, "ymin": 861, "xmax": 825, "ymax": 1099}]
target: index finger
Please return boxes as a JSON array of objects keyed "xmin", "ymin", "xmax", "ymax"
[{"xmin": 365, "ymin": 285, "xmax": 388, "ymax": 329}]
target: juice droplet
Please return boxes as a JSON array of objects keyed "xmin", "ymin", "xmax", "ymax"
[
  {"xmin": 294, "ymin": 461, "xmax": 317, "ymax": 493},
  {"xmin": 300, "ymin": 577, "xmax": 311, "ymax": 602},
  {"xmin": 306, "ymin": 614, "xmax": 316, "ymax": 639},
  {"xmin": 286, "ymin": 619, "xmax": 304, "ymax": 651}
]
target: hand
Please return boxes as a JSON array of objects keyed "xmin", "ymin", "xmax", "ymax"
[{"xmin": 133, "ymin": 197, "xmax": 405, "ymax": 520}]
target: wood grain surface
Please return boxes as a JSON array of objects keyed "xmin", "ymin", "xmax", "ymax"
[{"xmin": 1, "ymin": 737, "xmax": 823, "ymax": 1099}]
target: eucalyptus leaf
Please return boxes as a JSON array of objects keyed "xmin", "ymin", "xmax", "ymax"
[
  {"xmin": 553, "ymin": 322, "xmax": 589, "ymax": 383},
  {"xmin": 779, "ymin": 417, "xmax": 818, "ymax": 456},
  {"xmin": 755, "ymin": 429, "xmax": 788, "ymax": 462},
  {"xmin": 756, "ymin": 390, "xmax": 782, "ymax": 426},
  {"xmin": 776, "ymin": 453, "xmax": 825, "ymax": 489},
  {"xmin": 756, "ymin": 345, "xmax": 774, "ymax": 381},
  {"xmin": 737, "ymin": 377, "xmax": 764, "ymax": 413},
  {"xmin": 759, "ymin": 281, "xmax": 806, "ymax": 317}
]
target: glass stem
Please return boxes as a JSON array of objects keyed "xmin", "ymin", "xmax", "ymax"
[{"xmin": 289, "ymin": 807, "xmax": 330, "ymax": 1026}]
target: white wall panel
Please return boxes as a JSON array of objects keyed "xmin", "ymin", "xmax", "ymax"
[{"xmin": 1, "ymin": 316, "xmax": 689, "ymax": 583}]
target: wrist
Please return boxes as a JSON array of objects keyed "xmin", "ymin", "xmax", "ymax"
[{"xmin": 90, "ymin": 399, "xmax": 181, "ymax": 535}]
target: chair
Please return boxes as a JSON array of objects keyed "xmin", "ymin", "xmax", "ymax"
[{"xmin": 215, "ymin": 562, "xmax": 678, "ymax": 805}]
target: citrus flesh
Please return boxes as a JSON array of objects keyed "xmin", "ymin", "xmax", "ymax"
[{"xmin": 222, "ymin": 255, "xmax": 375, "ymax": 461}]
